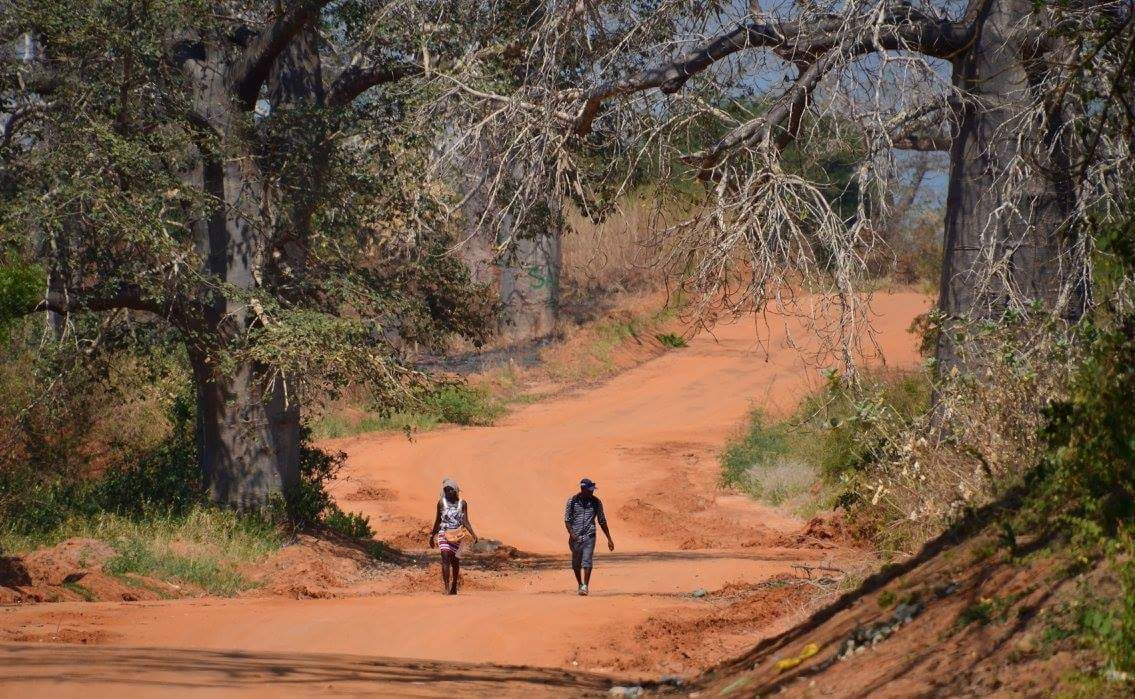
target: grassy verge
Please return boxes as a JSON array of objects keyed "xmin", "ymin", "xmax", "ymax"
[
  {"xmin": 1, "ymin": 401, "xmax": 378, "ymax": 598},
  {"xmin": 311, "ymin": 383, "xmax": 505, "ymax": 439},
  {"xmin": 719, "ymin": 368, "xmax": 931, "ymax": 518},
  {"xmin": 1, "ymin": 507, "xmax": 283, "ymax": 597},
  {"xmin": 545, "ymin": 299, "xmax": 681, "ymax": 383}
]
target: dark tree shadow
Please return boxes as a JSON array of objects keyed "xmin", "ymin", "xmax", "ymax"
[{"xmin": 0, "ymin": 643, "xmax": 619, "ymax": 696}]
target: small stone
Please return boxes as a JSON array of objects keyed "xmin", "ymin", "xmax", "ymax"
[
  {"xmin": 1103, "ymin": 668, "xmax": 1131, "ymax": 683},
  {"xmin": 935, "ymin": 582, "xmax": 959, "ymax": 598},
  {"xmin": 692, "ymin": 588, "xmax": 708, "ymax": 598},
  {"xmin": 659, "ymin": 675, "xmax": 684, "ymax": 686},
  {"xmin": 892, "ymin": 600, "xmax": 924, "ymax": 624},
  {"xmin": 608, "ymin": 686, "xmax": 644, "ymax": 697}
]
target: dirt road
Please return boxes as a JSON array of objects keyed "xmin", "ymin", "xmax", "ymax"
[{"xmin": 0, "ymin": 292, "xmax": 929, "ymax": 697}]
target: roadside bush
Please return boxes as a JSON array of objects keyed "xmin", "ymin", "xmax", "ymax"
[
  {"xmin": 0, "ymin": 392, "xmax": 201, "ymax": 537},
  {"xmin": 719, "ymin": 369, "xmax": 929, "ymax": 514},
  {"xmin": 310, "ymin": 381, "xmax": 505, "ymax": 438},
  {"xmin": 720, "ymin": 409, "xmax": 791, "ymax": 490},
  {"xmin": 1028, "ymin": 320, "xmax": 1135, "ymax": 542},
  {"xmin": 656, "ymin": 332, "xmax": 688, "ymax": 348},
  {"xmin": 0, "ymin": 254, "xmax": 41, "ymax": 341},
  {"xmin": 282, "ymin": 442, "xmax": 374, "ymax": 539},
  {"xmin": 796, "ymin": 369, "xmax": 931, "ymax": 490},
  {"xmin": 421, "ymin": 383, "xmax": 505, "ymax": 426}
]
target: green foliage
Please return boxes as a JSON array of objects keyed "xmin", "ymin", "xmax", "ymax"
[
  {"xmin": 0, "ymin": 253, "xmax": 40, "ymax": 340},
  {"xmin": 720, "ymin": 409, "xmax": 791, "ymax": 489},
  {"xmin": 1027, "ymin": 320, "xmax": 1135, "ymax": 542},
  {"xmin": 798, "ymin": 370, "xmax": 932, "ymax": 489},
  {"xmin": 2, "ymin": 0, "xmax": 495, "ymax": 516},
  {"xmin": 311, "ymin": 382, "xmax": 505, "ymax": 438},
  {"xmin": 0, "ymin": 392, "xmax": 200, "ymax": 537},
  {"xmin": 655, "ymin": 332, "xmax": 688, "ymax": 348},
  {"xmin": 419, "ymin": 383, "xmax": 505, "ymax": 427},
  {"xmin": 322, "ymin": 508, "xmax": 375, "ymax": 540},
  {"xmin": 718, "ymin": 369, "xmax": 931, "ymax": 512},
  {"xmin": 280, "ymin": 441, "xmax": 375, "ymax": 540}
]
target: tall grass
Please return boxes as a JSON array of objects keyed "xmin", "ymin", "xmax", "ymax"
[
  {"xmin": 562, "ymin": 192, "xmax": 687, "ymax": 296},
  {"xmin": 1, "ymin": 507, "xmax": 282, "ymax": 596},
  {"xmin": 719, "ymin": 369, "xmax": 932, "ymax": 516},
  {"xmin": 310, "ymin": 382, "xmax": 505, "ymax": 438}
]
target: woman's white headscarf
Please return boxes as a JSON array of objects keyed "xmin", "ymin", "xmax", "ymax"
[{"xmin": 440, "ymin": 477, "xmax": 460, "ymax": 500}]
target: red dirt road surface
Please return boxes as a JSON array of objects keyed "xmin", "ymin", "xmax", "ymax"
[{"xmin": 0, "ymin": 292, "xmax": 929, "ymax": 697}]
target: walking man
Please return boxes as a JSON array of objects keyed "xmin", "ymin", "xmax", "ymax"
[{"xmin": 564, "ymin": 477, "xmax": 614, "ymax": 596}]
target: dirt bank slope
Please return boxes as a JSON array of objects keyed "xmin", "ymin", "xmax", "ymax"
[{"xmin": 691, "ymin": 500, "xmax": 1123, "ymax": 698}]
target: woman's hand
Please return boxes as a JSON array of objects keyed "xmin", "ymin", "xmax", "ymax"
[{"xmin": 428, "ymin": 533, "xmax": 437, "ymax": 549}]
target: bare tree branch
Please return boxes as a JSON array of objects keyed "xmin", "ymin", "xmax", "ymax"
[
  {"xmin": 682, "ymin": 51, "xmax": 840, "ymax": 172},
  {"xmin": 572, "ymin": 5, "xmax": 974, "ymax": 135},
  {"xmin": 893, "ymin": 133, "xmax": 950, "ymax": 151},
  {"xmin": 326, "ymin": 63, "xmax": 422, "ymax": 108},
  {"xmin": 230, "ymin": 0, "xmax": 335, "ymax": 110}
]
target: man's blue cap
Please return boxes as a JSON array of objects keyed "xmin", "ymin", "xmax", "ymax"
[{"xmin": 580, "ymin": 478, "xmax": 597, "ymax": 491}]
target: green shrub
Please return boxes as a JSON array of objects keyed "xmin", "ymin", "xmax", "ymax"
[
  {"xmin": 1022, "ymin": 315, "xmax": 1135, "ymax": 675},
  {"xmin": 1028, "ymin": 321, "xmax": 1135, "ymax": 542},
  {"xmin": 311, "ymin": 382, "xmax": 504, "ymax": 438},
  {"xmin": 0, "ymin": 253, "xmax": 41, "ymax": 342},
  {"xmin": 322, "ymin": 508, "xmax": 375, "ymax": 539},
  {"xmin": 720, "ymin": 409, "xmax": 791, "ymax": 490},
  {"xmin": 797, "ymin": 370, "xmax": 931, "ymax": 489},
  {"xmin": 421, "ymin": 383, "xmax": 504, "ymax": 426},
  {"xmin": 276, "ymin": 439, "xmax": 375, "ymax": 541},
  {"xmin": 0, "ymin": 392, "xmax": 201, "ymax": 537},
  {"xmin": 718, "ymin": 369, "xmax": 930, "ymax": 514},
  {"xmin": 656, "ymin": 332, "xmax": 688, "ymax": 348}
]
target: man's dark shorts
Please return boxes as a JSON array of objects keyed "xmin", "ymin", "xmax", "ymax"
[{"xmin": 570, "ymin": 534, "xmax": 596, "ymax": 569}]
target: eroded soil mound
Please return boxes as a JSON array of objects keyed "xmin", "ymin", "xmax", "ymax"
[
  {"xmin": 0, "ymin": 538, "xmax": 169, "ymax": 604},
  {"xmin": 243, "ymin": 534, "xmax": 392, "ymax": 599}
]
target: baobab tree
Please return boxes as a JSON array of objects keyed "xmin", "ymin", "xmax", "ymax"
[
  {"xmin": 437, "ymin": 0, "xmax": 1134, "ymax": 373},
  {"xmin": 0, "ymin": 1, "xmax": 493, "ymax": 509}
]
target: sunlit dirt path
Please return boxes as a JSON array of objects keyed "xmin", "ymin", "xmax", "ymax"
[{"xmin": 0, "ymin": 293, "xmax": 930, "ymax": 697}]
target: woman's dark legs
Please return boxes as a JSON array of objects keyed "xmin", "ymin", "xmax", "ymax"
[
  {"xmin": 440, "ymin": 550, "xmax": 460, "ymax": 594},
  {"xmin": 440, "ymin": 551, "xmax": 453, "ymax": 593}
]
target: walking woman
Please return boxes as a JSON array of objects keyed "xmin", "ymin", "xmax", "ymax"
[{"xmin": 428, "ymin": 478, "xmax": 478, "ymax": 595}]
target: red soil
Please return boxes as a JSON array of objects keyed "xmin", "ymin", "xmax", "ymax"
[{"xmin": 0, "ymin": 292, "xmax": 931, "ymax": 697}]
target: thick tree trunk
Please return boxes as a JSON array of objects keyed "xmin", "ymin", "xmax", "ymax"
[
  {"xmin": 178, "ymin": 37, "xmax": 303, "ymax": 510},
  {"xmin": 457, "ymin": 162, "xmax": 563, "ymax": 341},
  {"xmin": 191, "ymin": 354, "xmax": 299, "ymax": 509},
  {"xmin": 497, "ymin": 221, "xmax": 562, "ymax": 339},
  {"xmin": 935, "ymin": 0, "xmax": 1087, "ymax": 373}
]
